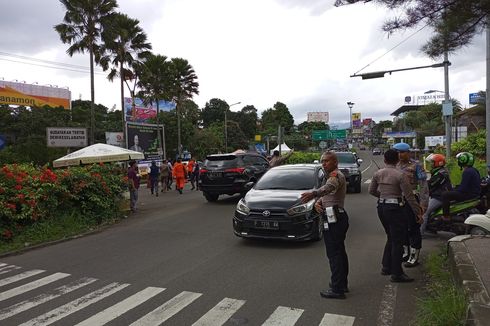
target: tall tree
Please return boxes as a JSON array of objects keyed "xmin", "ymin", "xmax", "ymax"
[
  {"xmin": 233, "ymin": 105, "xmax": 258, "ymax": 139},
  {"xmin": 201, "ymin": 98, "xmax": 228, "ymax": 127},
  {"xmin": 54, "ymin": 0, "xmax": 118, "ymax": 144},
  {"xmin": 168, "ymin": 58, "xmax": 199, "ymax": 157},
  {"xmin": 100, "ymin": 12, "xmax": 152, "ymax": 146},
  {"xmin": 335, "ymin": 0, "xmax": 490, "ymax": 57},
  {"xmin": 261, "ymin": 102, "xmax": 294, "ymax": 132}
]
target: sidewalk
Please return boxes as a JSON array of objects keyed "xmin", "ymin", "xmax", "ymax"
[{"xmin": 448, "ymin": 235, "xmax": 490, "ymax": 326}]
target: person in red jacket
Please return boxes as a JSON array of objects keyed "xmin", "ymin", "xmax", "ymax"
[{"xmin": 173, "ymin": 158, "xmax": 187, "ymax": 194}]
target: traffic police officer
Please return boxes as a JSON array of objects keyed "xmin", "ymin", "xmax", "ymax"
[
  {"xmin": 393, "ymin": 142, "xmax": 428, "ymax": 267},
  {"xmin": 369, "ymin": 149, "xmax": 422, "ymax": 282},
  {"xmin": 301, "ymin": 151, "xmax": 349, "ymax": 299}
]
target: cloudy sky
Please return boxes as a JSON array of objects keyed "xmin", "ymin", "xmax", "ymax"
[{"xmin": 0, "ymin": 0, "xmax": 486, "ymax": 125}]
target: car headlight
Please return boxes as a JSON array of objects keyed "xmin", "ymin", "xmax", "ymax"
[
  {"xmin": 287, "ymin": 199, "xmax": 315, "ymax": 216},
  {"xmin": 348, "ymin": 168, "xmax": 360, "ymax": 174},
  {"xmin": 236, "ymin": 198, "xmax": 250, "ymax": 214}
]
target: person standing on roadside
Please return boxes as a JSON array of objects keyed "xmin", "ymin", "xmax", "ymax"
[
  {"xmin": 393, "ymin": 142, "xmax": 428, "ymax": 267},
  {"xmin": 127, "ymin": 161, "xmax": 140, "ymax": 212},
  {"xmin": 269, "ymin": 149, "xmax": 294, "ymax": 168},
  {"xmin": 369, "ymin": 149, "xmax": 422, "ymax": 283},
  {"xmin": 172, "ymin": 158, "xmax": 187, "ymax": 194},
  {"xmin": 160, "ymin": 159, "xmax": 170, "ymax": 193},
  {"xmin": 149, "ymin": 161, "xmax": 160, "ymax": 196},
  {"xmin": 191, "ymin": 160, "xmax": 200, "ymax": 191},
  {"xmin": 300, "ymin": 151, "xmax": 349, "ymax": 299}
]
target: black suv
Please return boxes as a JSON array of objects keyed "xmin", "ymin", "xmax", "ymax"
[
  {"xmin": 199, "ymin": 153, "xmax": 270, "ymax": 202},
  {"xmin": 336, "ymin": 151, "xmax": 363, "ymax": 193}
]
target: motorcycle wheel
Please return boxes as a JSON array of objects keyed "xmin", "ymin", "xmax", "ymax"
[{"xmin": 469, "ymin": 226, "xmax": 490, "ymax": 235}]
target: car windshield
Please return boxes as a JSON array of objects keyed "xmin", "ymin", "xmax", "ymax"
[
  {"xmin": 336, "ymin": 153, "xmax": 356, "ymax": 164},
  {"xmin": 255, "ymin": 168, "xmax": 316, "ymax": 190},
  {"xmin": 204, "ymin": 155, "xmax": 241, "ymax": 168}
]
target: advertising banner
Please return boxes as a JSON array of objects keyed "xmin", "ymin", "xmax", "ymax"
[
  {"xmin": 469, "ymin": 92, "xmax": 485, "ymax": 105},
  {"xmin": 46, "ymin": 128, "xmax": 87, "ymax": 147},
  {"xmin": 124, "ymin": 97, "xmax": 176, "ymax": 123},
  {"xmin": 105, "ymin": 132, "xmax": 124, "ymax": 147},
  {"xmin": 307, "ymin": 112, "xmax": 329, "ymax": 123},
  {"xmin": 351, "ymin": 112, "xmax": 361, "ymax": 128},
  {"xmin": 0, "ymin": 81, "xmax": 71, "ymax": 109},
  {"xmin": 126, "ymin": 122, "xmax": 164, "ymax": 160}
]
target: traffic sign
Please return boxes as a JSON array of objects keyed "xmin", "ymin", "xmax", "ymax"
[{"xmin": 312, "ymin": 129, "xmax": 346, "ymax": 141}]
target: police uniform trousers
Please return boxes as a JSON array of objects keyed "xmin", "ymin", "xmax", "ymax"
[
  {"xmin": 404, "ymin": 196, "xmax": 421, "ymax": 250},
  {"xmin": 323, "ymin": 208, "xmax": 349, "ymax": 293},
  {"xmin": 377, "ymin": 202, "xmax": 408, "ymax": 276}
]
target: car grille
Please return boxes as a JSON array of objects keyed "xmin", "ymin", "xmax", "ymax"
[
  {"xmin": 248, "ymin": 209, "xmax": 288, "ymax": 219},
  {"xmin": 339, "ymin": 168, "xmax": 350, "ymax": 177}
]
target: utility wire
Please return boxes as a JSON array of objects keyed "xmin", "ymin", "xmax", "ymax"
[
  {"xmin": 0, "ymin": 57, "xmax": 106, "ymax": 75},
  {"xmin": 353, "ymin": 23, "xmax": 429, "ymax": 76}
]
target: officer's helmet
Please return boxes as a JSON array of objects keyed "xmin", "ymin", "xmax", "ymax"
[
  {"xmin": 425, "ymin": 153, "xmax": 446, "ymax": 169},
  {"xmin": 456, "ymin": 152, "xmax": 475, "ymax": 168}
]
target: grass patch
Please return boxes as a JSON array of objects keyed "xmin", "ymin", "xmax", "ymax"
[
  {"xmin": 0, "ymin": 211, "xmax": 124, "ymax": 255},
  {"xmin": 412, "ymin": 247, "xmax": 468, "ymax": 326}
]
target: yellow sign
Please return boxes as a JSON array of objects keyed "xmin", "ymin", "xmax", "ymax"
[
  {"xmin": 255, "ymin": 134, "xmax": 261, "ymax": 141},
  {"xmin": 351, "ymin": 112, "xmax": 361, "ymax": 121},
  {"xmin": 0, "ymin": 81, "xmax": 71, "ymax": 109}
]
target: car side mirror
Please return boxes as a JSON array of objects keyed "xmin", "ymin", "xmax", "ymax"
[
  {"xmin": 244, "ymin": 181, "xmax": 254, "ymax": 190},
  {"xmin": 357, "ymin": 159, "xmax": 363, "ymax": 165}
]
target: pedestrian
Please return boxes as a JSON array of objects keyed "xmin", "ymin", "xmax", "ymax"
[
  {"xmin": 369, "ymin": 149, "xmax": 422, "ymax": 283},
  {"xmin": 149, "ymin": 161, "xmax": 160, "ymax": 196},
  {"xmin": 188, "ymin": 157, "xmax": 196, "ymax": 190},
  {"xmin": 172, "ymin": 158, "xmax": 187, "ymax": 194},
  {"xmin": 300, "ymin": 151, "xmax": 349, "ymax": 299},
  {"xmin": 192, "ymin": 160, "xmax": 200, "ymax": 191},
  {"xmin": 160, "ymin": 159, "xmax": 170, "ymax": 193},
  {"xmin": 167, "ymin": 160, "xmax": 174, "ymax": 190},
  {"xmin": 127, "ymin": 160, "xmax": 140, "ymax": 212},
  {"xmin": 269, "ymin": 149, "xmax": 294, "ymax": 168},
  {"xmin": 393, "ymin": 142, "xmax": 428, "ymax": 267}
]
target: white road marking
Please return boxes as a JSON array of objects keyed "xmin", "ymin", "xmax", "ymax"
[
  {"xmin": 362, "ymin": 160, "xmax": 373, "ymax": 173},
  {"xmin": 0, "ymin": 270, "xmax": 45, "ymax": 287},
  {"xmin": 0, "ymin": 277, "xmax": 97, "ymax": 321},
  {"xmin": 319, "ymin": 312, "xmax": 355, "ymax": 326},
  {"xmin": 0, "ymin": 272, "xmax": 70, "ymax": 302},
  {"xmin": 192, "ymin": 297, "xmax": 246, "ymax": 326},
  {"xmin": 0, "ymin": 263, "xmax": 7, "ymax": 267},
  {"xmin": 19, "ymin": 282, "xmax": 129, "ymax": 326},
  {"xmin": 130, "ymin": 291, "xmax": 202, "ymax": 326},
  {"xmin": 261, "ymin": 306, "xmax": 304, "ymax": 325},
  {"xmin": 377, "ymin": 284, "xmax": 397, "ymax": 326},
  {"xmin": 0, "ymin": 265, "xmax": 21, "ymax": 274},
  {"xmin": 75, "ymin": 286, "xmax": 165, "ymax": 326}
]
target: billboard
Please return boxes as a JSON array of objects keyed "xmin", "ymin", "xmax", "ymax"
[
  {"xmin": 307, "ymin": 112, "xmax": 329, "ymax": 123},
  {"xmin": 352, "ymin": 112, "xmax": 361, "ymax": 128},
  {"xmin": 126, "ymin": 122, "xmax": 164, "ymax": 160},
  {"xmin": 124, "ymin": 97, "xmax": 176, "ymax": 123},
  {"xmin": 469, "ymin": 92, "xmax": 485, "ymax": 105},
  {"xmin": 46, "ymin": 128, "xmax": 87, "ymax": 147},
  {"xmin": 105, "ymin": 132, "xmax": 124, "ymax": 148},
  {"xmin": 0, "ymin": 81, "xmax": 71, "ymax": 109}
]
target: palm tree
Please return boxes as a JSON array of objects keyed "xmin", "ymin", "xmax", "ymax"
[
  {"xmin": 137, "ymin": 54, "xmax": 172, "ymax": 156},
  {"xmin": 169, "ymin": 58, "xmax": 199, "ymax": 158},
  {"xmin": 54, "ymin": 0, "xmax": 118, "ymax": 144},
  {"xmin": 99, "ymin": 13, "xmax": 152, "ymax": 147}
]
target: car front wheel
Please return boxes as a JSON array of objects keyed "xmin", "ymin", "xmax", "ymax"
[
  {"xmin": 203, "ymin": 192, "xmax": 219, "ymax": 202},
  {"xmin": 312, "ymin": 216, "xmax": 324, "ymax": 241}
]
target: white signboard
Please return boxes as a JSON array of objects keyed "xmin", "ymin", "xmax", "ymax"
[
  {"xmin": 425, "ymin": 136, "xmax": 445, "ymax": 148},
  {"xmin": 47, "ymin": 128, "xmax": 87, "ymax": 148},
  {"xmin": 105, "ymin": 132, "xmax": 124, "ymax": 147},
  {"xmin": 307, "ymin": 112, "xmax": 329, "ymax": 123}
]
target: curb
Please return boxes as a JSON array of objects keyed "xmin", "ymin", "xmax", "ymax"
[{"xmin": 448, "ymin": 235, "xmax": 490, "ymax": 326}]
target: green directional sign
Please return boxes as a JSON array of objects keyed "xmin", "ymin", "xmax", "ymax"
[{"xmin": 312, "ymin": 129, "xmax": 346, "ymax": 140}]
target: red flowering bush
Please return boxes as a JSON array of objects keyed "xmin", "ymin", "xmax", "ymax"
[{"xmin": 0, "ymin": 163, "xmax": 127, "ymax": 242}]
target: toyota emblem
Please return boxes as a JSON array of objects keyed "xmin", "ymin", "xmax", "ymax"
[{"xmin": 262, "ymin": 210, "xmax": 271, "ymax": 217}]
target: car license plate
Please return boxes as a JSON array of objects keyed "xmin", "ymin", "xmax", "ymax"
[
  {"xmin": 254, "ymin": 220, "xmax": 279, "ymax": 230},
  {"xmin": 207, "ymin": 172, "xmax": 222, "ymax": 178}
]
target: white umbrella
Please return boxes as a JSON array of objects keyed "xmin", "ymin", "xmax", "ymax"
[{"xmin": 53, "ymin": 143, "xmax": 145, "ymax": 168}]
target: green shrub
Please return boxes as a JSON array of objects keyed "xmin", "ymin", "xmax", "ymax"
[{"xmin": 451, "ymin": 130, "xmax": 486, "ymax": 158}]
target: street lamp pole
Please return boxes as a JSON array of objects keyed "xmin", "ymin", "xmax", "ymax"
[
  {"xmin": 347, "ymin": 101, "xmax": 354, "ymax": 143},
  {"xmin": 225, "ymin": 101, "xmax": 241, "ymax": 153}
]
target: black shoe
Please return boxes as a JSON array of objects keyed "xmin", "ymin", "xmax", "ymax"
[
  {"xmin": 320, "ymin": 289, "xmax": 346, "ymax": 299},
  {"xmin": 390, "ymin": 274, "xmax": 414, "ymax": 283},
  {"xmin": 178, "ymin": 189, "xmax": 183, "ymax": 194},
  {"xmin": 381, "ymin": 268, "xmax": 391, "ymax": 276},
  {"xmin": 191, "ymin": 187, "xmax": 195, "ymax": 190},
  {"xmin": 329, "ymin": 283, "xmax": 349, "ymax": 293}
]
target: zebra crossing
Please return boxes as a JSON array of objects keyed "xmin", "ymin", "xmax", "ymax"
[{"xmin": 0, "ymin": 262, "xmax": 356, "ymax": 325}]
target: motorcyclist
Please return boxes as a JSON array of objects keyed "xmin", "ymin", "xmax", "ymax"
[
  {"xmin": 421, "ymin": 153, "xmax": 453, "ymax": 235},
  {"xmin": 441, "ymin": 152, "xmax": 481, "ymax": 219}
]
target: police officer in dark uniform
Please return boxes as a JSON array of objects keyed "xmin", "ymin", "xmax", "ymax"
[
  {"xmin": 369, "ymin": 149, "xmax": 422, "ymax": 282},
  {"xmin": 301, "ymin": 151, "xmax": 349, "ymax": 299},
  {"xmin": 393, "ymin": 142, "xmax": 428, "ymax": 267}
]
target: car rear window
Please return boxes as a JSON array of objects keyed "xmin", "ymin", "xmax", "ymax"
[
  {"xmin": 255, "ymin": 168, "xmax": 316, "ymax": 190},
  {"xmin": 204, "ymin": 155, "xmax": 242, "ymax": 168},
  {"xmin": 336, "ymin": 153, "xmax": 356, "ymax": 164}
]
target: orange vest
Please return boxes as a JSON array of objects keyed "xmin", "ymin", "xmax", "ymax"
[{"xmin": 173, "ymin": 162, "xmax": 186, "ymax": 178}]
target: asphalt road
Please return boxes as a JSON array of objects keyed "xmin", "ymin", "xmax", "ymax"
[{"xmin": 0, "ymin": 151, "xmax": 451, "ymax": 326}]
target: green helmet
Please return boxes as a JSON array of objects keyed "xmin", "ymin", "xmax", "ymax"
[{"xmin": 456, "ymin": 152, "xmax": 474, "ymax": 168}]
